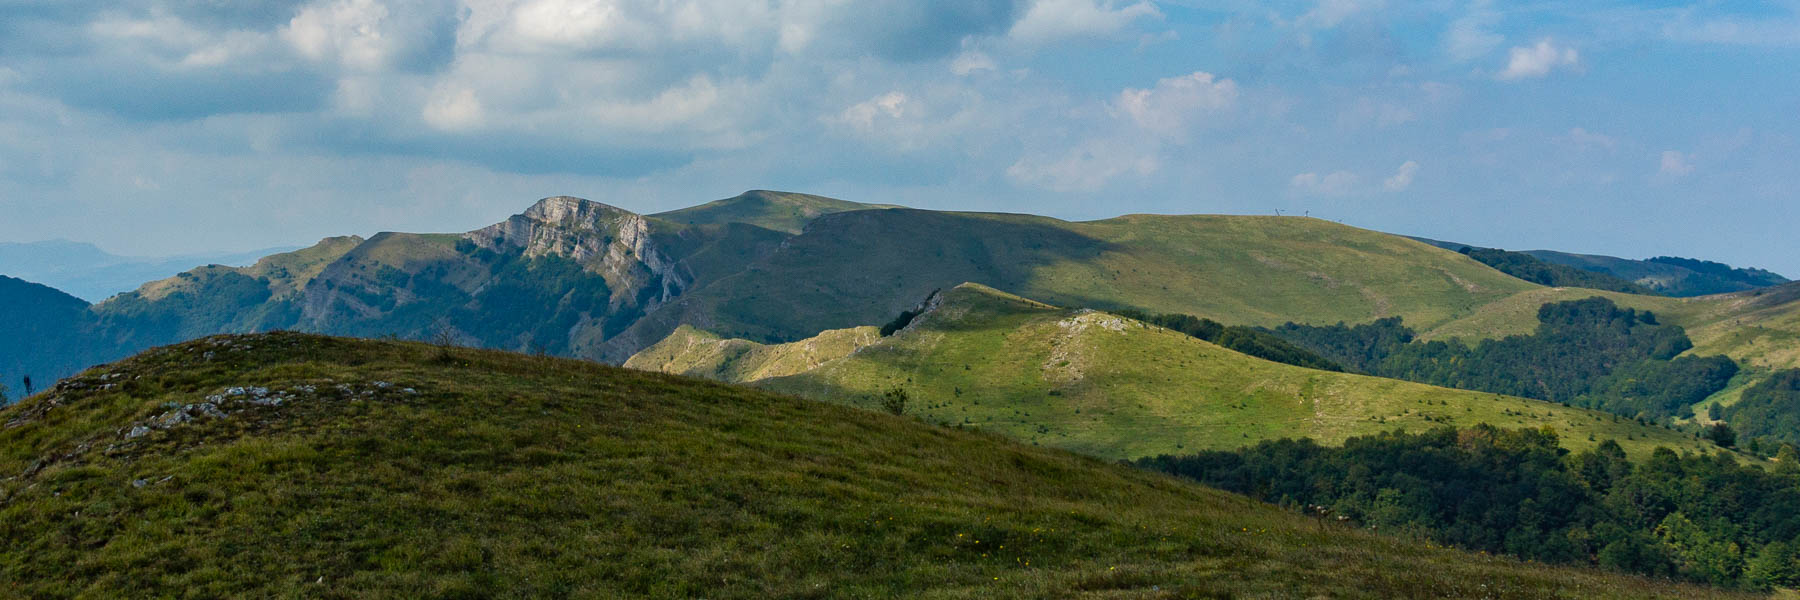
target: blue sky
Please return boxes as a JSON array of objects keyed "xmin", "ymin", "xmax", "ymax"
[{"xmin": 1, "ymin": 0, "xmax": 1796, "ymax": 275}]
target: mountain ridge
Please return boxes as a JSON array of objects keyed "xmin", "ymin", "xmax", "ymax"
[{"xmin": 628, "ymin": 282, "xmax": 1731, "ymax": 461}]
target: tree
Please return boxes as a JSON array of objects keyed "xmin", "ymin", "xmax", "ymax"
[
  {"xmin": 1746, "ymin": 541, "xmax": 1800, "ymax": 590},
  {"xmin": 1777, "ymin": 444, "xmax": 1800, "ymax": 478},
  {"xmin": 1706, "ymin": 422, "xmax": 1738, "ymax": 448},
  {"xmin": 880, "ymin": 387, "xmax": 909, "ymax": 416},
  {"xmin": 1657, "ymin": 512, "xmax": 1745, "ymax": 586}
]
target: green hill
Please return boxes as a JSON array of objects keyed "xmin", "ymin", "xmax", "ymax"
[
  {"xmin": 608, "ymin": 210, "xmax": 1537, "ymax": 361},
  {"xmin": 651, "ymin": 189, "xmax": 898, "ymax": 234},
  {"xmin": 629, "ymin": 283, "xmax": 1727, "ymax": 461},
  {"xmin": 0, "ymin": 332, "xmax": 1751, "ymax": 598}
]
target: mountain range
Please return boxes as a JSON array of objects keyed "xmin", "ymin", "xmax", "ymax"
[
  {"xmin": 9, "ymin": 190, "xmax": 1800, "ymax": 594},
  {"xmin": 8, "ymin": 190, "xmax": 1799, "ymax": 444}
]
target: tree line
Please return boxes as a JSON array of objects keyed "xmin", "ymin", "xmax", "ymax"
[
  {"xmin": 1137, "ymin": 426, "xmax": 1800, "ymax": 590},
  {"xmin": 1270, "ymin": 297, "xmax": 1738, "ymax": 423}
]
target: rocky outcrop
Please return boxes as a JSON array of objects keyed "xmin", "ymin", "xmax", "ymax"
[{"xmin": 464, "ymin": 196, "xmax": 690, "ymax": 309}]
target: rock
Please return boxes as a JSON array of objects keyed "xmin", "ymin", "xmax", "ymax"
[
  {"xmin": 131, "ymin": 479, "xmax": 147, "ymax": 488},
  {"xmin": 126, "ymin": 426, "xmax": 151, "ymax": 439}
]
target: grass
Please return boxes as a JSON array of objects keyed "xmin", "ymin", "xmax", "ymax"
[
  {"xmin": 650, "ymin": 190, "xmax": 900, "ymax": 234},
  {"xmin": 620, "ymin": 210, "xmax": 1539, "ymax": 361},
  {"xmin": 631, "ymin": 283, "xmax": 1736, "ymax": 462},
  {"xmin": 0, "ymin": 332, "xmax": 1757, "ymax": 599}
]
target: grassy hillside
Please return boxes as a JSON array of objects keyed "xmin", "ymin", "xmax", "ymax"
[
  {"xmin": 632, "ymin": 284, "xmax": 1728, "ymax": 461},
  {"xmin": 0, "ymin": 332, "xmax": 1753, "ymax": 599},
  {"xmin": 651, "ymin": 189, "xmax": 898, "ymax": 234},
  {"xmin": 624, "ymin": 324, "xmax": 882, "ymax": 382},
  {"xmin": 609, "ymin": 210, "xmax": 1536, "ymax": 361}
]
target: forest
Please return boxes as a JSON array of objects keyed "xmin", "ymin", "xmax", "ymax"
[
  {"xmin": 1137, "ymin": 426, "xmax": 1800, "ymax": 590},
  {"xmin": 1270, "ymin": 297, "xmax": 1739, "ymax": 422},
  {"xmin": 1459, "ymin": 247, "xmax": 1653, "ymax": 294}
]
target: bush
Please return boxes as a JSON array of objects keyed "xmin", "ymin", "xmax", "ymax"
[{"xmin": 880, "ymin": 387, "xmax": 909, "ymax": 416}]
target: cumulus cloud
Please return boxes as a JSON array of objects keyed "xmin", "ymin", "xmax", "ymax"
[
  {"xmin": 1006, "ymin": 137, "xmax": 1159, "ymax": 193},
  {"xmin": 1659, "ymin": 150, "xmax": 1695, "ymax": 177},
  {"xmin": 282, "ymin": 0, "xmax": 461, "ymax": 73},
  {"xmin": 1382, "ymin": 160, "xmax": 1418, "ymax": 191},
  {"xmin": 1290, "ymin": 170, "xmax": 1360, "ymax": 196},
  {"xmin": 1008, "ymin": 0, "xmax": 1160, "ymax": 44},
  {"xmin": 831, "ymin": 92, "xmax": 910, "ymax": 133},
  {"xmin": 1497, "ymin": 38, "xmax": 1580, "ymax": 81},
  {"xmin": 1116, "ymin": 71, "xmax": 1237, "ymax": 137}
]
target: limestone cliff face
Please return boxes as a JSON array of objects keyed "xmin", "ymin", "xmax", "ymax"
[{"xmin": 463, "ymin": 196, "xmax": 690, "ymax": 311}]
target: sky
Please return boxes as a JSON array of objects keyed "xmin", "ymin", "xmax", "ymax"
[{"xmin": 1, "ymin": 0, "xmax": 1797, "ymax": 275}]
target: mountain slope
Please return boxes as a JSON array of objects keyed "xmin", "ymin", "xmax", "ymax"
[
  {"xmin": 1531, "ymin": 252, "xmax": 1789, "ymax": 297},
  {"xmin": 609, "ymin": 210, "xmax": 1537, "ymax": 361},
  {"xmin": 0, "ymin": 276, "xmax": 102, "ymax": 400},
  {"xmin": 34, "ymin": 197, "xmax": 789, "ymax": 384},
  {"xmin": 630, "ymin": 284, "xmax": 1727, "ymax": 461},
  {"xmin": 651, "ymin": 189, "xmax": 897, "ymax": 234},
  {"xmin": 0, "ymin": 332, "xmax": 1748, "ymax": 599},
  {"xmin": 1407, "ymin": 236, "xmax": 1789, "ymax": 297}
]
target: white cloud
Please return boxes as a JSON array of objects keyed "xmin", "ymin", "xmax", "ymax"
[
  {"xmin": 283, "ymin": 0, "xmax": 460, "ymax": 73},
  {"xmin": 1496, "ymin": 38, "xmax": 1580, "ymax": 81},
  {"xmin": 1116, "ymin": 71, "xmax": 1238, "ymax": 137},
  {"xmin": 1290, "ymin": 170, "xmax": 1360, "ymax": 196},
  {"xmin": 1565, "ymin": 127, "xmax": 1616, "ymax": 150},
  {"xmin": 1382, "ymin": 160, "xmax": 1418, "ymax": 191},
  {"xmin": 832, "ymin": 92, "xmax": 910, "ymax": 133},
  {"xmin": 1443, "ymin": 1, "xmax": 1502, "ymax": 61},
  {"xmin": 422, "ymin": 87, "xmax": 485, "ymax": 131},
  {"xmin": 1659, "ymin": 150, "xmax": 1695, "ymax": 177},
  {"xmin": 1006, "ymin": 137, "xmax": 1159, "ymax": 193},
  {"xmin": 950, "ymin": 51, "xmax": 997, "ymax": 75},
  {"xmin": 1009, "ymin": 0, "xmax": 1161, "ymax": 44}
]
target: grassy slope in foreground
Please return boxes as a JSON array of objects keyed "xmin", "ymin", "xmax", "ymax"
[
  {"xmin": 630, "ymin": 284, "xmax": 1725, "ymax": 461},
  {"xmin": 0, "ymin": 333, "xmax": 1751, "ymax": 599}
]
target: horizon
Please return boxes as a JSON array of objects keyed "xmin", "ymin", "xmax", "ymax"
[{"xmin": 6, "ymin": 190, "xmax": 1791, "ymax": 278}]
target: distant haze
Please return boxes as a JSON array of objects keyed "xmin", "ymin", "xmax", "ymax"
[{"xmin": 0, "ymin": 241, "xmax": 298, "ymax": 302}]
